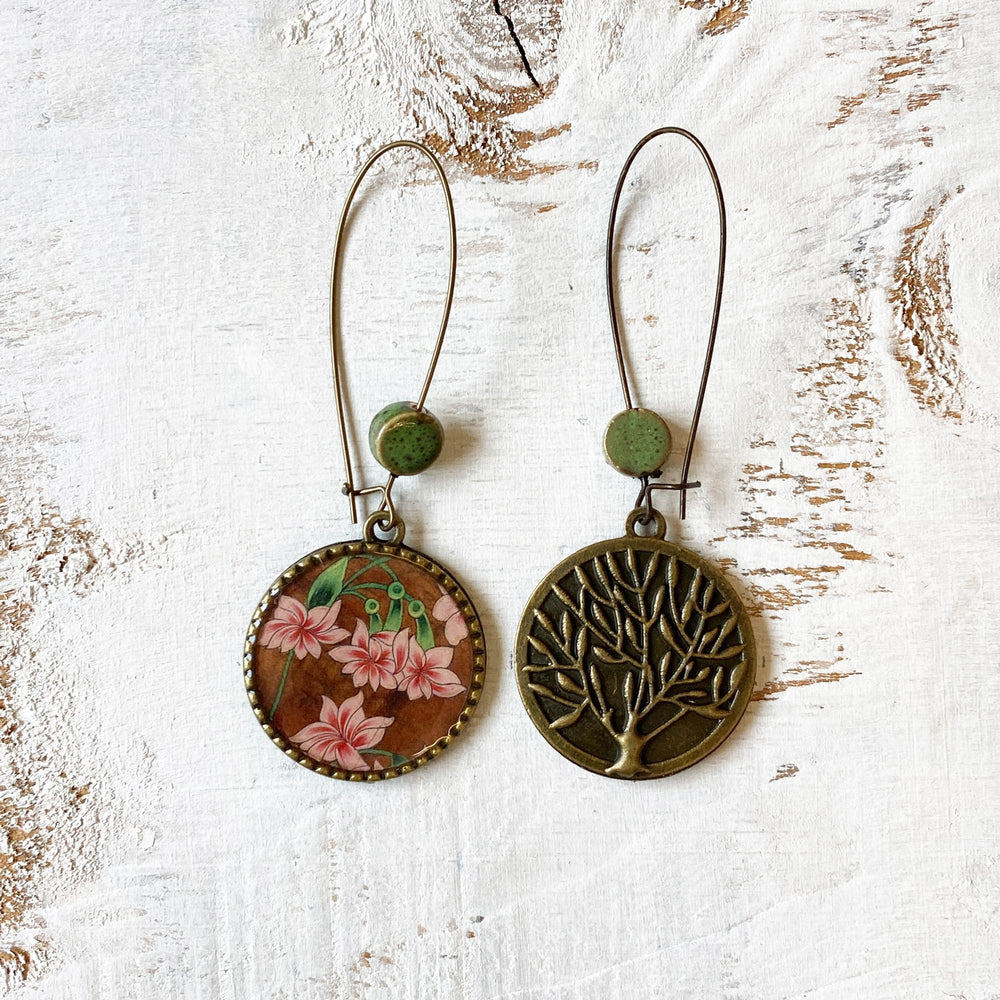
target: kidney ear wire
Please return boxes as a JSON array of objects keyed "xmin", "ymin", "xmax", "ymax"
[
  {"xmin": 605, "ymin": 127, "xmax": 727, "ymax": 521},
  {"xmin": 329, "ymin": 140, "xmax": 457, "ymax": 535}
]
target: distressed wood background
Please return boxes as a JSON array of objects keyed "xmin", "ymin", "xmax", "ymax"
[{"xmin": 3, "ymin": 1, "xmax": 1000, "ymax": 996}]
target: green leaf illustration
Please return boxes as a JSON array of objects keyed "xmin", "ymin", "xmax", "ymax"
[
  {"xmin": 307, "ymin": 557, "xmax": 349, "ymax": 609},
  {"xmin": 384, "ymin": 582, "xmax": 406, "ymax": 631},
  {"xmin": 359, "ymin": 748, "xmax": 409, "ymax": 768},
  {"xmin": 415, "ymin": 614, "xmax": 435, "ymax": 650},
  {"xmin": 364, "ymin": 597, "xmax": 384, "ymax": 632}
]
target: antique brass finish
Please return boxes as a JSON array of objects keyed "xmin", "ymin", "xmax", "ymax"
[
  {"xmin": 515, "ymin": 529, "xmax": 755, "ymax": 780},
  {"xmin": 245, "ymin": 141, "xmax": 485, "ymax": 782},
  {"xmin": 245, "ymin": 539, "xmax": 486, "ymax": 782},
  {"xmin": 516, "ymin": 128, "xmax": 755, "ymax": 780},
  {"xmin": 330, "ymin": 140, "xmax": 456, "ymax": 530},
  {"xmin": 606, "ymin": 127, "xmax": 726, "ymax": 520}
]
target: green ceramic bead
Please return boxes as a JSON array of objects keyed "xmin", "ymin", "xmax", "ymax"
[
  {"xmin": 368, "ymin": 401, "xmax": 443, "ymax": 476},
  {"xmin": 603, "ymin": 407, "xmax": 671, "ymax": 477}
]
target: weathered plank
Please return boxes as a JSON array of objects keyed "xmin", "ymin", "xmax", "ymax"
[{"xmin": 3, "ymin": 0, "xmax": 999, "ymax": 996}]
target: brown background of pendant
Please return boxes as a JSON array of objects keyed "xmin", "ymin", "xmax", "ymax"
[
  {"xmin": 516, "ymin": 533, "xmax": 756, "ymax": 779},
  {"xmin": 244, "ymin": 541, "xmax": 486, "ymax": 781}
]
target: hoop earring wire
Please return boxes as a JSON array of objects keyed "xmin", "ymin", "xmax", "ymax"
[
  {"xmin": 329, "ymin": 140, "xmax": 457, "ymax": 532},
  {"xmin": 605, "ymin": 127, "xmax": 727, "ymax": 520}
]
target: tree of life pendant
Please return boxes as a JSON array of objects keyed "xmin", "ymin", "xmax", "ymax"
[
  {"xmin": 516, "ymin": 511, "xmax": 755, "ymax": 779},
  {"xmin": 245, "ymin": 540, "xmax": 486, "ymax": 781}
]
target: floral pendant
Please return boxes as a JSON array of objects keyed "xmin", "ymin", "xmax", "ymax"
[
  {"xmin": 245, "ymin": 540, "xmax": 486, "ymax": 781},
  {"xmin": 515, "ymin": 513, "xmax": 755, "ymax": 780}
]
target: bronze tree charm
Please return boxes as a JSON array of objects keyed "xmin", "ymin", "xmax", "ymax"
[{"xmin": 516, "ymin": 535, "xmax": 755, "ymax": 779}]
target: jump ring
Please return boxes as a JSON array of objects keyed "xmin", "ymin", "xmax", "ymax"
[
  {"xmin": 625, "ymin": 507, "xmax": 666, "ymax": 540},
  {"xmin": 363, "ymin": 510, "xmax": 406, "ymax": 545}
]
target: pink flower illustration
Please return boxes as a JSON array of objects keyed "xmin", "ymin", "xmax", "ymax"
[
  {"xmin": 330, "ymin": 620, "xmax": 408, "ymax": 691},
  {"xmin": 396, "ymin": 637, "xmax": 466, "ymax": 700},
  {"xmin": 433, "ymin": 591, "xmax": 468, "ymax": 646},
  {"xmin": 289, "ymin": 692, "xmax": 394, "ymax": 771},
  {"xmin": 260, "ymin": 596, "xmax": 349, "ymax": 659}
]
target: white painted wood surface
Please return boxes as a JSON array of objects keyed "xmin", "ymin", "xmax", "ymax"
[{"xmin": 3, "ymin": 1, "xmax": 1000, "ymax": 996}]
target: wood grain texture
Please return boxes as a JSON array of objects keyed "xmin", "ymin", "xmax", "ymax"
[
  {"xmin": 3, "ymin": 0, "xmax": 1000, "ymax": 996},
  {"xmin": 678, "ymin": 0, "xmax": 752, "ymax": 36}
]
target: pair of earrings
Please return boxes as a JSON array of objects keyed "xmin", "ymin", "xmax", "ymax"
[{"xmin": 243, "ymin": 129, "xmax": 756, "ymax": 783}]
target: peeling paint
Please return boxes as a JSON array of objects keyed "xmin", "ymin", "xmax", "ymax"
[
  {"xmin": 753, "ymin": 640, "xmax": 858, "ymax": 702},
  {"xmin": 281, "ymin": 1, "xmax": 566, "ymax": 180},
  {"xmin": 769, "ymin": 763, "xmax": 799, "ymax": 782},
  {"xmin": 728, "ymin": 290, "xmax": 883, "ymax": 623},
  {"xmin": 890, "ymin": 189, "xmax": 967, "ymax": 420},
  {"xmin": 753, "ymin": 663, "xmax": 861, "ymax": 702},
  {"xmin": 678, "ymin": 0, "xmax": 751, "ymax": 36},
  {"xmin": 0, "ymin": 409, "xmax": 146, "ymax": 987},
  {"xmin": 730, "ymin": 561, "xmax": 844, "ymax": 615},
  {"xmin": 6, "ymin": 1, "xmax": 997, "ymax": 992},
  {"xmin": 725, "ymin": 289, "xmax": 882, "ymax": 706},
  {"xmin": 825, "ymin": 13, "xmax": 959, "ymax": 133}
]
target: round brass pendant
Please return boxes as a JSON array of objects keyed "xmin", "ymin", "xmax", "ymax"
[
  {"xmin": 245, "ymin": 540, "xmax": 486, "ymax": 781},
  {"xmin": 515, "ymin": 524, "xmax": 755, "ymax": 779}
]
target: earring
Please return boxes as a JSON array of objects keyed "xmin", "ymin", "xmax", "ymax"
[
  {"xmin": 244, "ymin": 141, "xmax": 486, "ymax": 781},
  {"xmin": 515, "ymin": 128, "xmax": 756, "ymax": 780}
]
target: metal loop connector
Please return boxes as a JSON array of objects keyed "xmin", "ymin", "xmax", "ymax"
[
  {"xmin": 363, "ymin": 509, "xmax": 406, "ymax": 546},
  {"xmin": 624, "ymin": 506, "xmax": 667, "ymax": 540}
]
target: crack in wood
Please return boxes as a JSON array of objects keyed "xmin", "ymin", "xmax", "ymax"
[
  {"xmin": 492, "ymin": 0, "xmax": 540, "ymax": 88},
  {"xmin": 280, "ymin": 1, "xmax": 565, "ymax": 179}
]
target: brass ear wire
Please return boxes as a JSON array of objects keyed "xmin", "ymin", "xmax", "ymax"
[
  {"xmin": 330, "ymin": 140, "xmax": 457, "ymax": 533},
  {"xmin": 515, "ymin": 132, "xmax": 753, "ymax": 779},
  {"xmin": 605, "ymin": 127, "xmax": 727, "ymax": 520}
]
